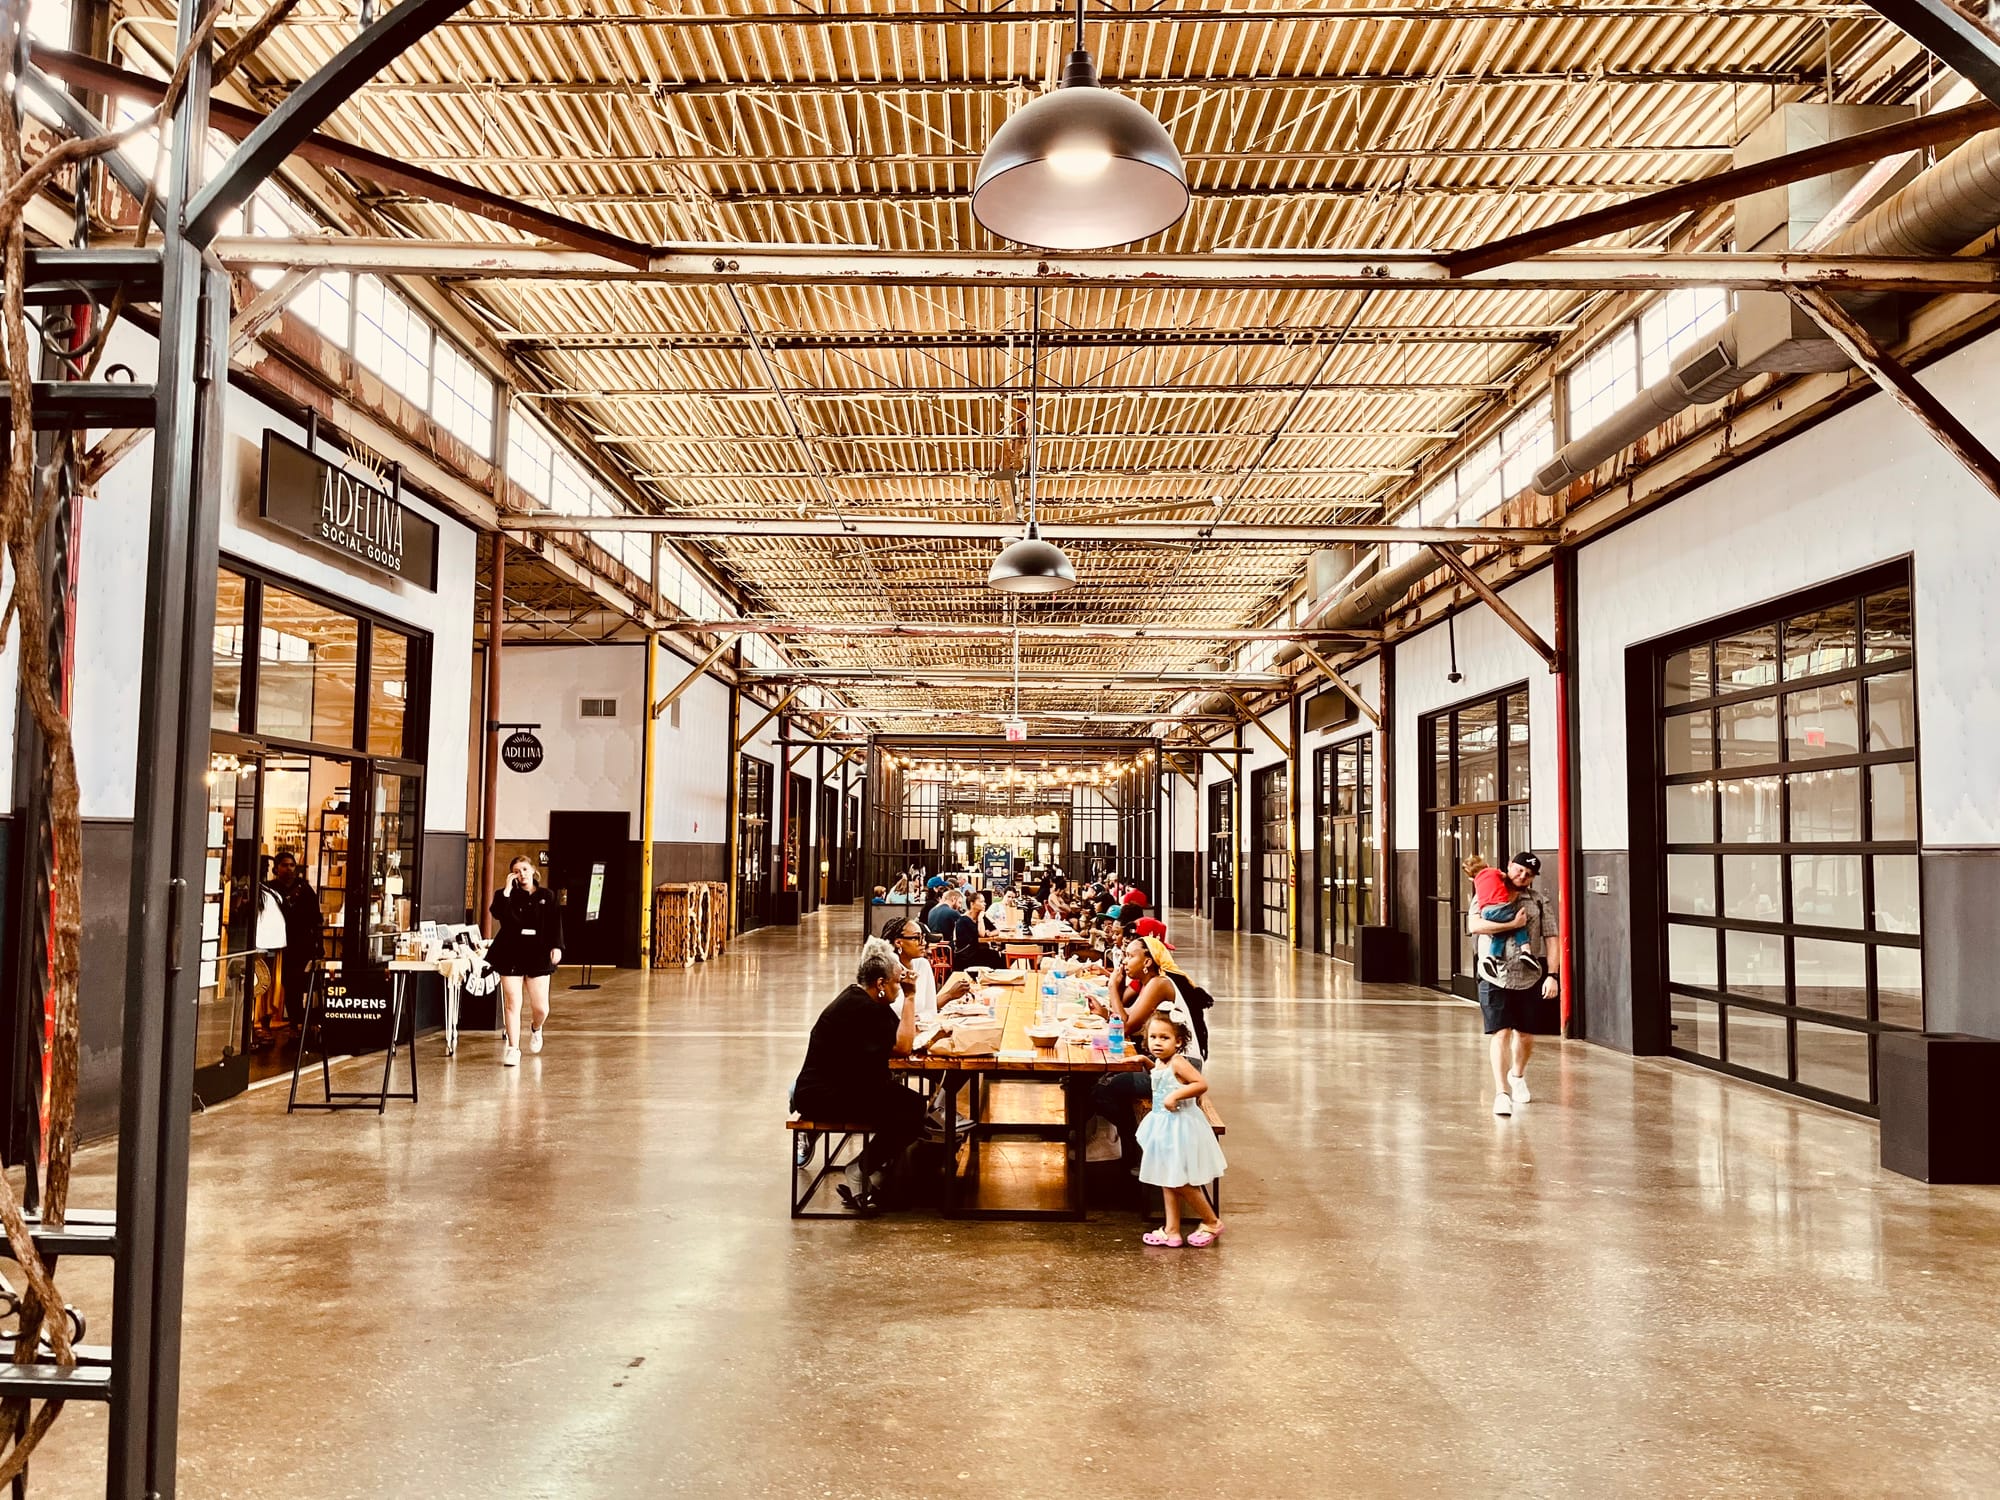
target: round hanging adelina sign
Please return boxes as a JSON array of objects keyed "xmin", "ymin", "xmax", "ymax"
[{"xmin": 501, "ymin": 729, "xmax": 545, "ymax": 774}]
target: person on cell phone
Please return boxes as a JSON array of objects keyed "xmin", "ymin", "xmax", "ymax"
[{"xmin": 489, "ymin": 854, "xmax": 563, "ymax": 1068}]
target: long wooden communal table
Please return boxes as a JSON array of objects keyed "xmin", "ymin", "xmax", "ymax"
[{"xmin": 891, "ymin": 977, "xmax": 1146, "ymax": 1221}]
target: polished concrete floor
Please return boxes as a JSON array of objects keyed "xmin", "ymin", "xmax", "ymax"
[{"xmin": 24, "ymin": 909, "xmax": 2000, "ymax": 1498}]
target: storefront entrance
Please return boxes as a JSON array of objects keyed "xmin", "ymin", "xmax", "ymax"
[
  {"xmin": 1251, "ymin": 764, "xmax": 1289, "ymax": 938},
  {"xmin": 736, "ymin": 754, "xmax": 773, "ymax": 932},
  {"xmin": 201, "ymin": 565, "xmax": 429, "ymax": 1100},
  {"xmin": 1314, "ymin": 737, "xmax": 1374, "ymax": 962},
  {"xmin": 1419, "ymin": 688, "xmax": 1530, "ymax": 997},
  {"xmin": 1207, "ymin": 779, "xmax": 1236, "ymax": 929}
]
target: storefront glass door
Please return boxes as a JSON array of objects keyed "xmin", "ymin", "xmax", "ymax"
[
  {"xmin": 1420, "ymin": 689, "xmax": 1530, "ymax": 996},
  {"xmin": 1252, "ymin": 764, "xmax": 1289, "ymax": 938},
  {"xmin": 196, "ymin": 743, "xmax": 261, "ymax": 1105},
  {"xmin": 1315, "ymin": 738, "xmax": 1374, "ymax": 961},
  {"xmin": 1207, "ymin": 779, "xmax": 1236, "ymax": 926}
]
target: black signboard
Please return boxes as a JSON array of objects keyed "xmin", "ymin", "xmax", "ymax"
[
  {"xmin": 502, "ymin": 729, "xmax": 545, "ymax": 774},
  {"xmin": 259, "ymin": 429, "xmax": 439, "ymax": 590},
  {"xmin": 319, "ymin": 974, "xmax": 394, "ymax": 1048}
]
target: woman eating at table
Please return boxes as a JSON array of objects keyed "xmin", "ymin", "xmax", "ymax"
[
  {"xmin": 879, "ymin": 913, "xmax": 972, "ymax": 1025},
  {"xmin": 1092, "ymin": 934, "xmax": 1213, "ymax": 1175}
]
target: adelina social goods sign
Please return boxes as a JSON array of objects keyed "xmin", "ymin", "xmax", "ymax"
[{"xmin": 259, "ymin": 430, "xmax": 440, "ymax": 590}]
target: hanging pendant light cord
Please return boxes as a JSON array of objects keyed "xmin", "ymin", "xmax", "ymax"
[
  {"xmin": 1026, "ymin": 287, "xmax": 1042, "ymax": 530},
  {"xmin": 1011, "ymin": 598, "xmax": 1022, "ymax": 719},
  {"xmin": 1074, "ymin": 0, "xmax": 1086, "ymax": 55}
]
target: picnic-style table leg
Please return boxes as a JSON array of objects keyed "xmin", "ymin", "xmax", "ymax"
[
  {"xmin": 943, "ymin": 1074, "xmax": 964, "ymax": 1218},
  {"xmin": 1066, "ymin": 1076, "xmax": 1088, "ymax": 1220}
]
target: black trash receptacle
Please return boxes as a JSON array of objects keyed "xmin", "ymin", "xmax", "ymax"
[
  {"xmin": 1354, "ymin": 925, "xmax": 1408, "ymax": 984},
  {"xmin": 1878, "ymin": 1032, "xmax": 2000, "ymax": 1184}
]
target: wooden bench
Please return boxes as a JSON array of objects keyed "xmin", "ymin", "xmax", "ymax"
[{"xmin": 788, "ymin": 1115, "xmax": 877, "ymax": 1218}]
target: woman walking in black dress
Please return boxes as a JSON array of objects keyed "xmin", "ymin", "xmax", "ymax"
[{"xmin": 489, "ymin": 854, "xmax": 563, "ymax": 1066}]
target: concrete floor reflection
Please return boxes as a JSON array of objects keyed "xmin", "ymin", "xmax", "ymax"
[{"xmin": 24, "ymin": 908, "xmax": 2000, "ymax": 1498}]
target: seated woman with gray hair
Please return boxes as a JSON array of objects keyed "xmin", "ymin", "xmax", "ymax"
[{"xmin": 791, "ymin": 937, "xmax": 925, "ymax": 1214}]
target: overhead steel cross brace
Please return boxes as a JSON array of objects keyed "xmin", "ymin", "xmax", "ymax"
[
  {"xmin": 1787, "ymin": 287, "xmax": 2000, "ymax": 505},
  {"xmin": 1427, "ymin": 546, "xmax": 1560, "ymax": 672},
  {"xmin": 1869, "ymin": 0, "xmax": 2000, "ymax": 109},
  {"xmin": 184, "ymin": 0, "xmax": 479, "ymax": 248}
]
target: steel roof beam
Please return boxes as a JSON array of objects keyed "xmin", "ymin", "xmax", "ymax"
[
  {"xmin": 344, "ymin": 3, "xmax": 1881, "ymax": 25},
  {"xmin": 501, "ymin": 515, "xmax": 1553, "ymax": 544},
  {"xmin": 1867, "ymin": 0, "xmax": 2000, "ymax": 106},
  {"xmin": 354, "ymin": 143, "xmax": 1740, "ymax": 168},
  {"xmin": 499, "ymin": 326, "xmax": 1566, "ymax": 350},
  {"xmin": 630, "ymin": 467, "xmax": 1415, "ymax": 482},
  {"xmin": 207, "ymin": 239, "xmax": 2000, "ymax": 294},
  {"xmin": 523, "ymin": 382, "xmax": 1506, "ymax": 401},
  {"xmin": 294, "ymin": 68, "xmax": 1823, "ymax": 98},
  {"xmin": 585, "ymin": 429, "xmax": 1463, "ymax": 445},
  {"xmin": 184, "ymin": 0, "xmax": 480, "ymax": 247},
  {"xmin": 380, "ymin": 184, "xmax": 1670, "ymax": 212},
  {"xmin": 669, "ymin": 619, "xmax": 1380, "ymax": 642},
  {"xmin": 742, "ymin": 668, "xmax": 1294, "ymax": 686}
]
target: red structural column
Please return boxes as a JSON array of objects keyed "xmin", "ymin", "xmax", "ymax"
[{"xmin": 478, "ymin": 538, "xmax": 504, "ymax": 935}]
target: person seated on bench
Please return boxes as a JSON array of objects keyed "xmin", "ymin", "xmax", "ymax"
[
  {"xmin": 880, "ymin": 913, "xmax": 972, "ymax": 1025},
  {"xmin": 791, "ymin": 938, "xmax": 924, "ymax": 1214}
]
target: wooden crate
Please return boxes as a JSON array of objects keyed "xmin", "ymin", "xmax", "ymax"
[{"xmin": 652, "ymin": 881, "xmax": 729, "ymax": 968}]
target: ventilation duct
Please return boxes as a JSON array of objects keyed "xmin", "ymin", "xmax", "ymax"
[
  {"xmin": 1536, "ymin": 109, "xmax": 2000, "ymax": 495},
  {"xmin": 1174, "ymin": 545, "xmax": 1447, "ymax": 729},
  {"xmin": 1317, "ymin": 546, "xmax": 1450, "ymax": 631}
]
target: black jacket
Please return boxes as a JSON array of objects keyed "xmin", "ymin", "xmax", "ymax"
[{"xmin": 488, "ymin": 883, "xmax": 564, "ymax": 967}]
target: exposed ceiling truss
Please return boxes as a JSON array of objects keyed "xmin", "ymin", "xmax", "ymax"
[{"xmin": 72, "ymin": 0, "xmax": 1989, "ymax": 733}]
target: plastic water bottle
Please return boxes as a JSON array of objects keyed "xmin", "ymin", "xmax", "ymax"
[
  {"xmin": 1040, "ymin": 974, "xmax": 1056, "ymax": 1024},
  {"xmin": 1108, "ymin": 1015, "xmax": 1125, "ymax": 1058}
]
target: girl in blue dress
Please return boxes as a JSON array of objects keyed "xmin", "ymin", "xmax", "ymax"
[{"xmin": 1135, "ymin": 1014, "xmax": 1227, "ymax": 1247}]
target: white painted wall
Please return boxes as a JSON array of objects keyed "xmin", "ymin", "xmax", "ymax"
[
  {"xmin": 495, "ymin": 644, "xmax": 642, "ymax": 841},
  {"xmin": 1169, "ymin": 773, "xmax": 1196, "ymax": 852},
  {"xmin": 70, "ymin": 325, "xmax": 477, "ymax": 828},
  {"xmin": 1575, "ymin": 329, "xmax": 2000, "ymax": 850},
  {"xmin": 1392, "ymin": 572, "xmax": 1558, "ymax": 853},
  {"xmin": 650, "ymin": 650, "xmax": 729, "ymax": 845}
]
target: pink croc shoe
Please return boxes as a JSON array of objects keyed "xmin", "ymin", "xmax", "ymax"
[{"xmin": 1141, "ymin": 1229, "xmax": 1183, "ymax": 1248}]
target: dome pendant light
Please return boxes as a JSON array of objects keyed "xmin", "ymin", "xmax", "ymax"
[
  {"xmin": 988, "ymin": 292, "xmax": 1078, "ymax": 594},
  {"xmin": 971, "ymin": 0, "xmax": 1189, "ymax": 251}
]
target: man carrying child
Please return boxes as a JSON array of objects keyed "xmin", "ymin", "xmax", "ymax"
[{"xmin": 1465, "ymin": 851, "xmax": 1560, "ymax": 1119}]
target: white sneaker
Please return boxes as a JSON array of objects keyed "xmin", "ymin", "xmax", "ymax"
[
  {"xmin": 1509, "ymin": 1072, "xmax": 1531, "ymax": 1104},
  {"xmin": 502, "ymin": 1043, "xmax": 520, "ymax": 1067},
  {"xmin": 529, "ymin": 1026, "xmax": 544, "ymax": 1055},
  {"xmin": 1493, "ymin": 1091, "xmax": 1513, "ymax": 1117}
]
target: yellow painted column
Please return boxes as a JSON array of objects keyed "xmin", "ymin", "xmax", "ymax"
[{"xmin": 638, "ymin": 632, "xmax": 659, "ymax": 966}]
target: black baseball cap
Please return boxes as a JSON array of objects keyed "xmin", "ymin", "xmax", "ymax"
[{"xmin": 1507, "ymin": 851, "xmax": 1543, "ymax": 874}]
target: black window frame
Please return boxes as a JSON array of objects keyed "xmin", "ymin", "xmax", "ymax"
[
  {"xmin": 1638, "ymin": 558, "xmax": 1920, "ymax": 1115},
  {"xmin": 1418, "ymin": 683, "xmax": 1532, "ymax": 995},
  {"xmin": 1314, "ymin": 734, "xmax": 1375, "ymax": 959}
]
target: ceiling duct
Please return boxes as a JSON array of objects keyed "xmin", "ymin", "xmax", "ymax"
[{"xmin": 1537, "ymin": 104, "xmax": 2000, "ymax": 495}]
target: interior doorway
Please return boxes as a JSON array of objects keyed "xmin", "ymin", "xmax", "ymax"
[
  {"xmin": 1314, "ymin": 737, "xmax": 1374, "ymax": 962},
  {"xmin": 1207, "ymin": 779, "xmax": 1236, "ymax": 929},
  {"xmin": 1251, "ymin": 763, "xmax": 1289, "ymax": 938},
  {"xmin": 1420, "ymin": 689, "xmax": 1530, "ymax": 997}
]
